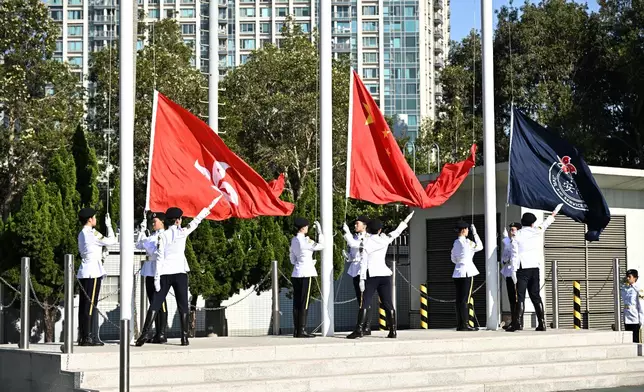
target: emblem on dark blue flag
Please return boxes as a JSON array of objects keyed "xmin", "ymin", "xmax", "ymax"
[{"xmin": 548, "ymin": 156, "xmax": 588, "ymax": 211}]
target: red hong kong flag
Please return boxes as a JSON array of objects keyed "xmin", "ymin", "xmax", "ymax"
[
  {"xmin": 145, "ymin": 91, "xmax": 295, "ymax": 219},
  {"xmin": 346, "ymin": 70, "xmax": 476, "ymax": 208}
]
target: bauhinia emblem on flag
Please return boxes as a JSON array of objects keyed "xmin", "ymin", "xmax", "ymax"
[
  {"xmin": 508, "ymin": 108, "xmax": 610, "ymax": 241},
  {"xmin": 146, "ymin": 91, "xmax": 294, "ymax": 219},
  {"xmin": 346, "ymin": 69, "xmax": 476, "ymax": 208}
]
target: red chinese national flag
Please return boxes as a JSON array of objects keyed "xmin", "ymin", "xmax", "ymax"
[
  {"xmin": 146, "ymin": 91, "xmax": 294, "ymax": 219},
  {"xmin": 346, "ymin": 70, "xmax": 476, "ymax": 208}
]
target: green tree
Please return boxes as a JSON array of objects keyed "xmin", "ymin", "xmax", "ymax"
[
  {"xmin": 72, "ymin": 125, "xmax": 100, "ymax": 208},
  {"xmin": 0, "ymin": 0, "xmax": 84, "ymax": 219}
]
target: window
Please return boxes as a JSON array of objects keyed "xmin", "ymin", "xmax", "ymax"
[
  {"xmin": 362, "ymin": 21, "xmax": 378, "ymax": 32},
  {"xmin": 164, "ymin": 0, "xmax": 175, "ymax": 3},
  {"xmin": 165, "ymin": 9, "xmax": 175, "ymax": 18},
  {"xmin": 405, "ymin": 68, "xmax": 417, "ymax": 79},
  {"xmin": 51, "ymin": 10, "xmax": 63, "ymax": 20},
  {"xmin": 362, "ymin": 68, "xmax": 378, "ymax": 79},
  {"xmin": 363, "ymin": 52, "xmax": 378, "ymax": 64},
  {"xmin": 362, "ymin": 6, "xmax": 378, "ymax": 15},
  {"xmin": 296, "ymin": 23, "xmax": 310, "ymax": 33},
  {"xmin": 55, "ymin": 41, "xmax": 63, "ymax": 52},
  {"xmin": 218, "ymin": 9, "xmax": 226, "ymax": 18},
  {"xmin": 367, "ymin": 85, "xmax": 379, "ymax": 94},
  {"xmin": 67, "ymin": 41, "xmax": 83, "ymax": 52},
  {"xmin": 406, "ymin": 99, "xmax": 417, "ymax": 110},
  {"xmin": 241, "ymin": 39, "xmax": 255, "ymax": 50},
  {"xmin": 49, "ymin": 0, "xmax": 63, "ymax": 4},
  {"xmin": 53, "ymin": 56, "xmax": 63, "ymax": 63},
  {"xmin": 181, "ymin": 23, "xmax": 196, "ymax": 34},
  {"xmin": 180, "ymin": 8, "xmax": 195, "ymax": 18},
  {"xmin": 404, "ymin": 21, "xmax": 418, "ymax": 32},
  {"xmin": 148, "ymin": 9, "xmax": 159, "ymax": 18},
  {"xmin": 405, "ymin": 37, "xmax": 417, "ymax": 47},
  {"xmin": 294, "ymin": 7, "xmax": 310, "ymax": 17},
  {"xmin": 137, "ymin": 40, "xmax": 145, "ymax": 50},
  {"xmin": 68, "ymin": 25, "xmax": 82, "ymax": 36},
  {"xmin": 276, "ymin": 7, "xmax": 288, "ymax": 17},
  {"xmin": 260, "ymin": 23, "xmax": 271, "ymax": 34},
  {"xmin": 67, "ymin": 56, "xmax": 83, "ymax": 68},
  {"xmin": 240, "ymin": 23, "xmax": 255, "ymax": 33},
  {"xmin": 335, "ymin": 21, "xmax": 351, "ymax": 33},
  {"xmin": 406, "ymin": 52, "xmax": 418, "ymax": 62},
  {"xmin": 383, "ymin": 68, "xmax": 390, "ymax": 78},
  {"xmin": 363, "ymin": 37, "xmax": 378, "ymax": 47},
  {"xmin": 260, "ymin": 38, "xmax": 271, "ymax": 48},
  {"xmin": 67, "ymin": 10, "xmax": 82, "ymax": 19},
  {"xmin": 68, "ymin": 0, "xmax": 82, "ymax": 5},
  {"xmin": 406, "ymin": 83, "xmax": 418, "ymax": 94},
  {"xmin": 392, "ymin": 37, "xmax": 401, "ymax": 48},
  {"xmin": 240, "ymin": 55, "xmax": 249, "ymax": 64},
  {"xmin": 275, "ymin": 22, "xmax": 286, "ymax": 33},
  {"xmin": 184, "ymin": 39, "xmax": 194, "ymax": 48},
  {"xmin": 260, "ymin": 7, "xmax": 271, "ymax": 17},
  {"xmin": 404, "ymin": 6, "xmax": 416, "ymax": 16},
  {"xmin": 240, "ymin": 8, "xmax": 255, "ymax": 17},
  {"xmin": 149, "ymin": 0, "xmax": 159, "ymax": 3},
  {"xmin": 240, "ymin": 0, "xmax": 254, "ymax": 2},
  {"xmin": 408, "ymin": 115, "xmax": 418, "ymax": 126}
]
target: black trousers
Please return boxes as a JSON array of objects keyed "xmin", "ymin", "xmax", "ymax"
[
  {"xmin": 352, "ymin": 276, "xmax": 362, "ymax": 304},
  {"xmin": 292, "ymin": 277, "xmax": 313, "ymax": 313},
  {"xmin": 454, "ymin": 276, "xmax": 473, "ymax": 306},
  {"xmin": 506, "ymin": 277, "xmax": 517, "ymax": 308},
  {"xmin": 625, "ymin": 324, "xmax": 642, "ymax": 344},
  {"xmin": 360, "ymin": 275, "xmax": 393, "ymax": 312},
  {"xmin": 149, "ymin": 273, "xmax": 189, "ymax": 314},
  {"xmin": 516, "ymin": 267, "xmax": 541, "ymax": 303},
  {"xmin": 78, "ymin": 277, "xmax": 102, "ymax": 338},
  {"xmin": 145, "ymin": 276, "xmax": 167, "ymax": 315}
]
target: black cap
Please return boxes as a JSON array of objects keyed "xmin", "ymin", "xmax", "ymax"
[
  {"xmin": 294, "ymin": 217, "xmax": 310, "ymax": 230},
  {"xmin": 165, "ymin": 207, "xmax": 183, "ymax": 220},
  {"xmin": 509, "ymin": 222, "xmax": 522, "ymax": 230},
  {"xmin": 626, "ymin": 269, "xmax": 639, "ymax": 278},
  {"xmin": 353, "ymin": 215, "xmax": 370, "ymax": 225},
  {"xmin": 367, "ymin": 219, "xmax": 383, "ymax": 234},
  {"xmin": 150, "ymin": 211, "xmax": 166, "ymax": 221},
  {"xmin": 521, "ymin": 213, "xmax": 537, "ymax": 227},
  {"xmin": 455, "ymin": 220, "xmax": 469, "ymax": 230},
  {"xmin": 78, "ymin": 207, "xmax": 96, "ymax": 222}
]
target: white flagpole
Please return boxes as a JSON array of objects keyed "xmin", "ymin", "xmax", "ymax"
[
  {"xmin": 345, "ymin": 69, "xmax": 354, "ymax": 198},
  {"xmin": 320, "ymin": 0, "xmax": 334, "ymax": 337},
  {"xmin": 481, "ymin": 0, "xmax": 499, "ymax": 330},
  {"xmin": 119, "ymin": 0, "xmax": 136, "ymax": 389}
]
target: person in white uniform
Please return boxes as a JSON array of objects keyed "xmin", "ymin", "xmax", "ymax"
[
  {"xmin": 621, "ymin": 269, "xmax": 644, "ymax": 343},
  {"xmin": 345, "ymin": 215, "xmax": 371, "ymax": 335},
  {"xmin": 135, "ymin": 211, "xmax": 167, "ymax": 344},
  {"xmin": 136, "ymin": 204, "xmax": 212, "ymax": 347},
  {"xmin": 451, "ymin": 220, "xmax": 483, "ymax": 331},
  {"xmin": 77, "ymin": 207, "xmax": 117, "ymax": 346},
  {"xmin": 290, "ymin": 217, "xmax": 324, "ymax": 338},
  {"xmin": 501, "ymin": 222, "xmax": 522, "ymax": 330},
  {"xmin": 506, "ymin": 204, "xmax": 562, "ymax": 332},
  {"xmin": 343, "ymin": 212, "xmax": 413, "ymax": 339}
]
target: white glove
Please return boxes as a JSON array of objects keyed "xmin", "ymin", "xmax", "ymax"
[
  {"xmin": 105, "ymin": 213, "xmax": 112, "ymax": 227},
  {"xmin": 342, "ymin": 222, "xmax": 351, "ymax": 235},
  {"xmin": 359, "ymin": 279, "xmax": 365, "ymax": 293},
  {"xmin": 196, "ymin": 207, "xmax": 210, "ymax": 221},
  {"xmin": 470, "ymin": 224, "xmax": 477, "ymax": 235},
  {"xmin": 553, "ymin": 203, "xmax": 563, "ymax": 216},
  {"xmin": 313, "ymin": 220, "xmax": 322, "ymax": 234},
  {"xmin": 404, "ymin": 211, "xmax": 415, "ymax": 224},
  {"xmin": 139, "ymin": 219, "xmax": 147, "ymax": 231},
  {"xmin": 502, "ymin": 228, "xmax": 508, "ymax": 238},
  {"xmin": 342, "ymin": 249, "xmax": 349, "ymax": 262},
  {"xmin": 154, "ymin": 276, "xmax": 161, "ymax": 292}
]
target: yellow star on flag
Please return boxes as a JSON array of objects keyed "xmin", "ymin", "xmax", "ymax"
[
  {"xmin": 362, "ymin": 102, "xmax": 374, "ymax": 125},
  {"xmin": 385, "ymin": 148, "xmax": 391, "ymax": 157},
  {"xmin": 382, "ymin": 129, "xmax": 391, "ymax": 138}
]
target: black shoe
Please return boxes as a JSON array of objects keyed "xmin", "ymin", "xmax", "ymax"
[
  {"xmin": 152, "ymin": 310, "xmax": 168, "ymax": 344},
  {"xmin": 179, "ymin": 312, "xmax": 190, "ymax": 346},
  {"xmin": 292, "ymin": 308, "xmax": 299, "ymax": 338},
  {"xmin": 534, "ymin": 300, "xmax": 547, "ymax": 331},
  {"xmin": 136, "ymin": 309, "xmax": 157, "ymax": 347},
  {"xmin": 386, "ymin": 309, "xmax": 397, "ymax": 339},
  {"xmin": 88, "ymin": 333, "xmax": 105, "ymax": 346},
  {"xmin": 347, "ymin": 308, "xmax": 367, "ymax": 339},
  {"xmin": 296, "ymin": 308, "xmax": 315, "ymax": 338},
  {"xmin": 506, "ymin": 302, "xmax": 524, "ymax": 332},
  {"xmin": 457, "ymin": 303, "xmax": 476, "ymax": 331},
  {"xmin": 362, "ymin": 307, "xmax": 372, "ymax": 336}
]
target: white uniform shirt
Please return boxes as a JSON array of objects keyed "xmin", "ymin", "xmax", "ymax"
[
  {"xmin": 346, "ymin": 232, "xmax": 366, "ymax": 278},
  {"xmin": 77, "ymin": 225, "xmax": 117, "ymax": 279},
  {"xmin": 621, "ymin": 280, "xmax": 644, "ymax": 326},
  {"xmin": 135, "ymin": 230, "xmax": 163, "ymax": 277},
  {"xmin": 451, "ymin": 234, "xmax": 483, "ymax": 278},
  {"xmin": 510, "ymin": 215, "xmax": 555, "ymax": 270},
  {"xmin": 155, "ymin": 217, "xmax": 204, "ymax": 278},
  {"xmin": 344, "ymin": 222, "xmax": 407, "ymax": 280},
  {"xmin": 290, "ymin": 233, "xmax": 324, "ymax": 278}
]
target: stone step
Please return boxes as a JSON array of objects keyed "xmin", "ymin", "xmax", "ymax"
[
  {"xmin": 78, "ymin": 344, "xmax": 639, "ymax": 389},
  {"xmin": 90, "ymin": 357, "xmax": 644, "ymax": 392},
  {"xmin": 64, "ymin": 330, "xmax": 630, "ymax": 371}
]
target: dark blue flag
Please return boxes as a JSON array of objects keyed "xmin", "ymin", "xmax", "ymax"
[{"xmin": 508, "ymin": 108, "xmax": 610, "ymax": 241}]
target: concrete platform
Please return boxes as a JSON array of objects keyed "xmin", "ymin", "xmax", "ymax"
[{"xmin": 0, "ymin": 329, "xmax": 642, "ymax": 392}]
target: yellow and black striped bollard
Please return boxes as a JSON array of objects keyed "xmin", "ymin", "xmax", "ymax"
[
  {"xmin": 468, "ymin": 297, "xmax": 476, "ymax": 328},
  {"xmin": 573, "ymin": 281, "xmax": 582, "ymax": 329},
  {"xmin": 420, "ymin": 284, "xmax": 429, "ymax": 329},
  {"xmin": 379, "ymin": 298, "xmax": 387, "ymax": 331}
]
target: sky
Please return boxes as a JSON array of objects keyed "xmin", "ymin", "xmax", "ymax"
[{"xmin": 449, "ymin": 0, "xmax": 601, "ymax": 42}]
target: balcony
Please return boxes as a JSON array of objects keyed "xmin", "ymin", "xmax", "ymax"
[
  {"xmin": 91, "ymin": 15, "xmax": 117, "ymax": 22},
  {"xmin": 435, "ymin": 85, "xmax": 443, "ymax": 96},
  {"xmin": 434, "ymin": 12, "xmax": 443, "ymax": 24},
  {"xmin": 332, "ymin": 42, "xmax": 352, "ymax": 52},
  {"xmin": 434, "ymin": 41, "xmax": 443, "ymax": 54},
  {"xmin": 434, "ymin": 59, "xmax": 444, "ymax": 69},
  {"xmin": 434, "ymin": 0, "xmax": 443, "ymax": 10},
  {"xmin": 90, "ymin": 30, "xmax": 117, "ymax": 40},
  {"xmin": 434, "ymin": 28, "xmax": 443, "ymax": 39},
  {"xmin": 332, "ymin": 27, "xmax": 352, "ymax": 35},
  {"xmin": 90, "ymin": 0, "xmax": 115, "ymax": 7},
  {"xmin": 333, "ymin": 11, "xmax": 351, "ymax": 19},
  {"xmin": 180, "ymin": 0, "xmax": 195, "ymax": 3},
  {"xmin": 218, "ymin": 45, "xmax": 227, "ymax": 52}
]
